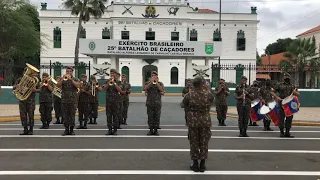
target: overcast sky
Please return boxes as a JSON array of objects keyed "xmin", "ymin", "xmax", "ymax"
[{"xmin": 30, "ymin": 0, "xmax": 320, "ymax": 55}]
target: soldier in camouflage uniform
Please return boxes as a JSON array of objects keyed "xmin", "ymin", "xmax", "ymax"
[
  {"xmin": 13, "ymin": 69, "xmax": 40, "ymax": 135},
  {"xmin": 115, "ymin": 72, "xmax": 124, "ymax": 129},
  {"xmin": 249, "ymin": 80, "xmax": 260, "ymax": 126},
  {"xmin": 104, "ymin": 69, "xmax": 124, "ymax": 135},
  {"xmin": 88, "ymin": 75, "xmax": 102, "ymax": 124},
  {"xmin": 121, "ymin": 74, "xmax": 131, "ymax": 125},
  {"xmin": 182, "ymin": 79, "xmax": 192, "ymax": 124},
  {"xmin": 271, "ymin": 73, "xmax": 299, "ymax": 138},
  {"xmin": 53, "ymin": 76, "xmax": 63, "ymax": 124},
  {"xmin": 144, "ymin": 71, "xmax": 164, "ymax": 136},
  {"xmin": 57, "ymin": 67, "xmax": 79, "ymax": 136},
  {"xmin": 77, "ymin": 74, "xmax": 91, "ymax": 129},
  {"xmin": 234, "ymin": 76, "xmax": 253, "ymax": 137},
  {"xmin": 260, "ymin": 79, "xmax": 274, "ymax": 131},
  {"xmin": 39, "ymin": 73, "xmax": 54, "ymax": 129},
  {"xmin": 181, "ymin": 76, "xmax": 214, "ymax": 172},
  {"xmin": 214, "ymin": 78, "xmax": 230, "ymax": 126}
]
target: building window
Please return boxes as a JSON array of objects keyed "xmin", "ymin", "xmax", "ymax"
[
  {"xmin": 213, "ymin": 28, "xmax": 222, "ymax": 41},
  {"xmin": 236, "ymin": 30, "xmax": 246, "ymax": 51},
  {"xmin": 53, "ymin": 27, "xmax": 61, "ymax": 48},
  {"xmin": 190, "ymin": 29, "xmax": 197, "ymax": 41},
  {"xmin": 80, "ymin": 26, "xmax": 86, "ymax": 39},
  {"xmin": 121, "ymin": 66, "xmax": 130, "ymax": 83},
  {"xmin": 121, "ymin": 31, "xmax": 130, "ymax": 40},
  {"xmin": 146, "ymin": 31, "xmax": 155, "ymax": 40},
  {"xmin": 102, "ymin": 27, "xmax": 111, "ymax": 39},
  {"xmin": 171, "ymin": 32, "xmax": 179, "ymax": 41},
  {"xmin": 170, "ymin": 67, "xmax": 179, "ymax": 84}
]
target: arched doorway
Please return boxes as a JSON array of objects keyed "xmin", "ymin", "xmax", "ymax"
[{"xmin": 142, "ymin": 65, "xmax": 158, "ymax": 86}]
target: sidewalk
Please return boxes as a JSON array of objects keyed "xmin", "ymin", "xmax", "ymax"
[
  {"xmin": 0, "ymin": 104, "xmax": 105, "ymax": 122},
  {"xmin": 210, "ymin": 106, "xmax": 320, "ymax": 126}
]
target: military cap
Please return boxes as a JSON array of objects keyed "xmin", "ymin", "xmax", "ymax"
[
  {"xmin": 42, "ymin": 72, "xmax": 49, "ymax": 77},
  {"xmin": 151, "ymin": 71, "xmax": 158, "ymax": 75},
  {"xmin": 220, "ymin": 78, "xmax": 225, "ymax": 81},
  {"xmin": 116, "ymin": 72, "xmax": 120, "ymax": 75},
  {"xmin": 122, "ymin": 74, "xmax": 127, "ymax": 77},
  {"xmin": 241, "ymin": 75, "xmax": 247, "ymax": 80},
  {"xmin": 66, "ymin": 66, "xmax": 73, "ymax": 71},
  {"xmin": 81, "ymin": 74, "xmax": 87, "ymax": 78},
  {"xmin": 90, "ymin": 75, "xmax": 96, "ymax": 79},
  {"xmin": 192, "ymin": 76, "xmax": 203, "ymax": 85},
  {"xmin": 110, "ymin": 69, "xmax": 117, "ymax": 73},
  {"xmin": 283, "ymin": 72, "xmax": 291, "ymax": 77},
  {"xmin": 55, "ymin": 76, "xmax": 61, "ymax": 79}
]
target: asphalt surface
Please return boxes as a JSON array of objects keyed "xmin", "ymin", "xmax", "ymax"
[{"xmin": 1, "ymin": 96, "xmax": 320, "ymax": 180}]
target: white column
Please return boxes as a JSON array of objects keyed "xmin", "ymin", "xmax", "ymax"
[
  {"xmin": 110, "ymin": 56, "xmax": 119, "ymax": 72},
  {"xmin": 92, "ymin": 57, "xmax": 97, "ymax": 64},
  {"xmin": 205, "ymin": 58, "xmax": 209, "ymax": 66},
  {"xmin": 185, "ymin": 57, "xmax": 193, "ymax": 79}
]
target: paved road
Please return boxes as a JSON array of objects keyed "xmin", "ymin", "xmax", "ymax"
[{"xmin": 1, "ymin": 96, "xmax": 320, "ymax": 179}]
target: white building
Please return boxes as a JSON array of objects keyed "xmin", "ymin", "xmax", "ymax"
[{"xmin": 39, "ymin": 0, "xmax": 259, "ymax": 93}]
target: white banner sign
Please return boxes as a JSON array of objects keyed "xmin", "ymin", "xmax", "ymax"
[{"xmin": 80, "ymin": 39, "xmax": 222, "ymax": 57}]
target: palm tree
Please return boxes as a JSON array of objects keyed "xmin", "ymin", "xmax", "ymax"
[
  {"xmin": 62, "ymin": 0, "xmax": 108, "ymax": 77},
  {"xmin": 284, "ymin": 36, "xmax": 320, "ymax": 88}
]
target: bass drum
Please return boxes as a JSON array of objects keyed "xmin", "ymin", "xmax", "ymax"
[{"xmin": 251, "ymin": 98, "xmax": 260, "ymax": 108}]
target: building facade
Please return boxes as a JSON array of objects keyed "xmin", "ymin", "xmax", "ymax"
[{"xmin": 39, "ymin": 0, "xmax": 259, "ymax": 92}]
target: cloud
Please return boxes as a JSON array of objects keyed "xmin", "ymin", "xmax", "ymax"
[{"xmin": 30, "ymin": 0, "xmax": 320, "ymax": 55}]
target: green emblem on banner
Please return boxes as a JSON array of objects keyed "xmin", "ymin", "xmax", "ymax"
[
  {"xmin": 205, "ymin": 43, "xmax": 214, "ymax": 55},
  {"xmin": 89, "ymin": 41, "xmax": 96, "ymax": 51}
]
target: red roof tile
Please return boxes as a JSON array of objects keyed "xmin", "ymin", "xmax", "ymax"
[
  {"xmin": 261, "ymin": 52, "xmax": 288, "ymax": 65},
  {"xmin": 296, "ymin": 25, "xmax": 320, "ymax": 37},
  {"xmin": 198, "ymin": 9, "xmax": 217, "ymax": 13}
]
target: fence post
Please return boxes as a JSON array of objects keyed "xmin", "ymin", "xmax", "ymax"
[
  {"xmin": 249, "ymin": 63, "xmax": 251, "ymax": 85},
  {"xmin": 49, "ymin": 60, "xmax": 52, "ymax": 76},
  {"xmin": 88, "ymin": 61, "xmax": 91, "ymax": 77}
]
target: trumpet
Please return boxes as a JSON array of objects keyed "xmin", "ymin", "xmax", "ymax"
[
  {"xmin": 63, "ymin": 75, "xmax": 70, "ymax": 81},
  {"xmin": 152, "ymin": 78, "xmax": 158, "ymax": 85},
  {"xmin": 109, "ymin": 77, "xmax": 115, "ymax": 86}
]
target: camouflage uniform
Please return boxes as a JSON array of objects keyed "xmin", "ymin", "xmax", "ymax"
[
  {"xmin": 39, "ymin": 80, "xmax": 54, "ymax": 129},
  {"xmin": 182, "ymin": 84, "xmax": 191, "ymax": 124},
  {"xmin": 260, "ymin": 82, "xmax": 274, "ymax": 131},
  {"xmin": 214, "ymin": 85, "xmax": 229, "ymax": 126},
  {"xmin": 181, "ymin": 77, "xmax": 214, "ymax": 172},
  {"xmin": 61, "ymin": 76, "xmax": 79, "ymax": 135},
  {"xmin": 122, "ymin": 80, "xmax": 131, "ymax": 125},
  {"xmin": 77, "ymin": 80, "xmax": 90, "ymax": 129},
  {"xmin": 234, "ymin": 81, "xmax": 252, "ymax": 137},
  {"xmin": 105, "ymin": 79, "xmax": 124, "ymax": 135},
  {"xmin": 249, "ymin": 82, "xmax": 260, "ymax": 126},
  {"xmin": 117, "ymin": 80, "xmax": 124, "ymax": 129},
  {"xmin": 15, "ymin": 77, "xmax": 40, "ymax": 135},
  {"xmin": 88, "ymin": 81, "xmax": 100, "ymax": 124},
  {"xmin": 145, "ymin": 81, "xmax": 164, "ymax": 135},
  {"xmin": 274, "ymin": 74, "xmax": 298, "ymax": 137},
  {"xmin": 53, "ymin": 95, "xmax": 63, "ymax": 124}
]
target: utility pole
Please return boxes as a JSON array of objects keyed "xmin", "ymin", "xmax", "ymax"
[{"xmin": 218, "ymin": 0, "xmax": 221, "ymax": 66}]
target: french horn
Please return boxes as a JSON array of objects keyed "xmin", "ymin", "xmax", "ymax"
[{"xmin": 13, "ymin": 63, "xmax": 40, "ymax": 101}]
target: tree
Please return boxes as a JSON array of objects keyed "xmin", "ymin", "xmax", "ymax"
[
  {"xmin": 284, "ymin": 36, "xmax": 319, "ymax": 88},
  {"xmin": 256, "ymin": 51, "xmax": 262, "ymax": 65},
  {"xmin": 0, "ymin": 0, "xmax": 42, "ymax": 85},
  {"xmin": 265, "ymin": 38, "xmax": 294, "ymax": 55},
  {"xmin": 62, "ymin": 0, "xmax": 108, "ymax": 77}
]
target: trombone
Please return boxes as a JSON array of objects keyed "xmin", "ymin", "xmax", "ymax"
[
  {"xmin": 41, "ymin": 76, "xmax": 53, "ymax": 87},
  {"xmin": 92, "ymin": 81, "xmax": 99, "ymax": 96}
]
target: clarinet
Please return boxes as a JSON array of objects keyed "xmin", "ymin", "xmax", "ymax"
[{"xmin": 242, "ymin": 84, "xmax": 246, "ymax": 106}]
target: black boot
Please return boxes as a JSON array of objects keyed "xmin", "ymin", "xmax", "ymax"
[
  {"xmin": 284, "ymin": 128, "xmax": 294, "ymax": 138},
  {"xmin": 218, "ymin": 119, "xmax": 222, "ymax": 126},
  {"xmin": 106, "ymin": 128, "xmax": 113, "ymax": 135},
  {"xmin": 20, "ymin": 127, "xmax": 28, "ymax": 135},
  {"xmin": 83, "ymin": 121, "xmax": 87, "ymax": 129},
  {"xmin": 28, "ymin": 126, "xmax": 33, "ymax": 135},
  {"xmin": 69, "ymin": 126, "xmax": 75, "ymax": 135},
  {"xmin": 222, "ymin": 119, "xmax": 226, "ymax": 126},
  {"xmin": 123, "ymin": 118, "xmax": 127, "ymax": 125},
  {"xmin": 113, "ymin": 128, "xmax": 117, "ymax": 135},
  {"xmin": 40, "ymin": 122, "xmax": 46, "ymax": 129},
  {"xmin": 190, "ymin": 160, "xmax": 199, "ymax": 172},
  {"xmin": 153, "ymin": 128, "xmax": 159, "ymax": 136},
  {"xmin": 88, "ymin": 118, "xmax": 93, "ymax": 124},
  {"xmin": 239, "ymin": 129, "xmax": 244, "ymax": 137},
  {"xmin": 243, "ymin": 128, "xmax": 249, "ymax": 137},
  {"xmin": 199, "ymin": 160, "xmax": 206, "ymax": 172},
  {"xmin": 280, "ymin": 128, "xmax": 285, "ymax": 137},
  {"xmin": 147, "ymin": 128, "xmax": 153, "ymax": 135},
  {"xmin": 93, "ymin": 118, "xmax": 97, "ymax": 124},
  {"xmin": 62, "ymin": 127, "xmax": 69, "ymax": 136},
  {"xmin": 77, "ymin": 121, "xmax": 83, "ymax": 129},
  {"xmin": 252, "ymin": 122, "xmax": 258, "ymax": 126}
]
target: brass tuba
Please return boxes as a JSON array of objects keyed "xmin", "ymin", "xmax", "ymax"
[
  {"xmin": 13, "ymin": 63, "xmax": 40, "ymax": 101},
  {"xmin": 51, "ymin": 78, "xmax": 62, "ymax": 98}
]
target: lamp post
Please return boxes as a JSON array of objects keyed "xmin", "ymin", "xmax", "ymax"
[{"xmin": 218, "ymin": 0, "xmax": 221, "ymax": 66}]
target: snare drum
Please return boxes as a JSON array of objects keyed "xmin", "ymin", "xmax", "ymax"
[{"xmin": 282, "ymin": 95, "xmax": 300, "ymax": 117}]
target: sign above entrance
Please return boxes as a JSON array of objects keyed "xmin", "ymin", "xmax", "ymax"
[
  {"xmin": 79, "ymin": 39, "xmax": 222, "ymax": 58},
  {"xmin": 117, "ymin": 21, "xmax": 183, "ymax": 26}
]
